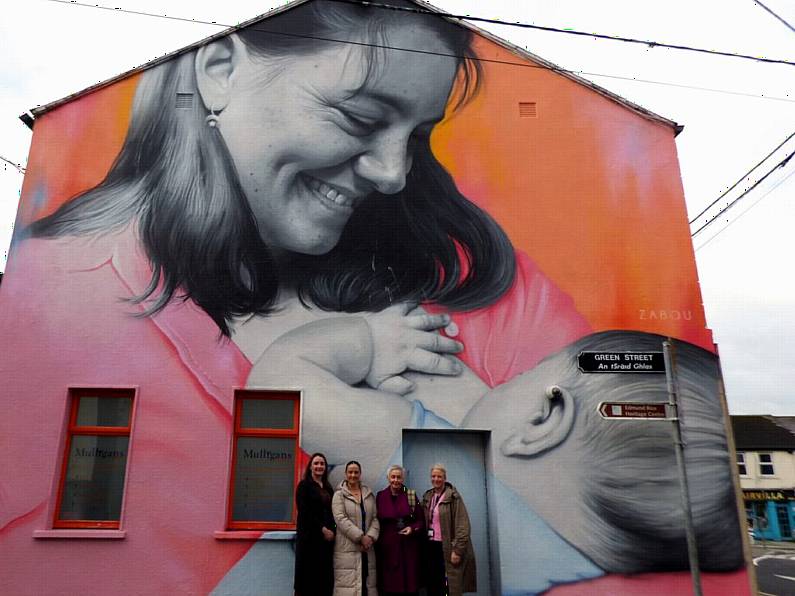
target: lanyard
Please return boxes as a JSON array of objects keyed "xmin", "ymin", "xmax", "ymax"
[{"xmin": 431, "ymin": 491, "xmax": 444, "ymax": 517}]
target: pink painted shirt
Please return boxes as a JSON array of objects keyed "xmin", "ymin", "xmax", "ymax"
[{"xmin": 0, "ymin": 229, "xmax": 748, "ymax": 594}]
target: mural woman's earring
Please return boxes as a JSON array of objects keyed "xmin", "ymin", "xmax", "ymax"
[{"xmin": 205, "ymin": 107, "xmax": 220, "ymax": 128}]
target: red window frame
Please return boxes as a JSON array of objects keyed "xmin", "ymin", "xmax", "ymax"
[
  {"xmin": 53, "ymin": 388, "xmax": 135, "ymax": 529},
  {"xmin": 227, "ymin": 390, "xmax": 301, "ymax": 531}
]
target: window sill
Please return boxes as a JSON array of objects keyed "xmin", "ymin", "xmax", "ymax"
[
  {"xmin": 214, "ymin": 530, "xmax": 296, "ymax": 541},
  {"xmin": 33, "ymin": 529, "xmax": 126, "ymax": 540}
]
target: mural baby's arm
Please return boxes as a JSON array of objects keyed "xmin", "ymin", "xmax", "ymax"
[
  {"xmin": 248, "ymin": 303, "xmax": 464, "ymax": 394},
  {"xmin": 245, "ymin": 308, "xmax": 482, "ymax": 469},
  {"xmin": 247, "ymin": 340, "xmax": 414, "ymax": 479}
]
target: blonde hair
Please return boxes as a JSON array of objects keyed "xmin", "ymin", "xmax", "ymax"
[{"xmin": 429, "ymin": 464, "xmax": 447, "ymax": 478}]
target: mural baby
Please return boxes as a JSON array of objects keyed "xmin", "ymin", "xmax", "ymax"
[
  {"xmin": 233, "ymin": 329, "xmax": 747, "ymax": 594},
  {"xmin": 463, "ymin": 330, "xmax": 746, "ymax": 593}
]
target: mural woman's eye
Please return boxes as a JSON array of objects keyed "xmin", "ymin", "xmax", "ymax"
[{"xmin": 337, "ymin": 108, "xmax": 380, "ymax": 137}]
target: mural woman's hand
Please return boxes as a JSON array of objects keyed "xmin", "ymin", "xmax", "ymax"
[{"xmin": 364, "ymin": 303, "xmax": 464, "ymax": 395}]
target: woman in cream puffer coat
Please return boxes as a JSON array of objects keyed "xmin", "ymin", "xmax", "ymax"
[{"xmin": 332, "ymin": 461, "xmax": 380, "ymax": 596}]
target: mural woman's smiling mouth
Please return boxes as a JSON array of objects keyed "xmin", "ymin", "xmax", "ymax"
[{"xmin": 303, "ymin": 175, "xmax": 357, "ymax": 210}]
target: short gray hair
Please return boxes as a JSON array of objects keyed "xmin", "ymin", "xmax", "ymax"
[{"xmin": 386, "ymin": 464, "xmax": 404, "ymax": 477}]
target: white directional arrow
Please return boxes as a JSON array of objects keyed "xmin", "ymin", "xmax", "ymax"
[{"xmin": 774, "ymin": 574, "xmax": 795, "ymax": 581}]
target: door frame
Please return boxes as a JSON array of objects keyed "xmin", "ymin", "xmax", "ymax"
[{"xmin": 401, "ymin": 428, "xmax": 499, "ymax": 595}]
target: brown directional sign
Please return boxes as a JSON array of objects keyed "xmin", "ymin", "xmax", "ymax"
[
  {"xmin": 598, "ymin": 402, "xmax": 671, "ymax": 419},
  {"xmin": 578, "ymin": 351, "xmax": 665, "ymax": 373}
]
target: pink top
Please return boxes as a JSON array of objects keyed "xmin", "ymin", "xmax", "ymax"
[
  {"xmin": 429, "ymin": 491, "xmax": 444, "ymax": 542},
  {"xmin": 427, "ymin": 251, "xmax": 591, "ymax": 387}
]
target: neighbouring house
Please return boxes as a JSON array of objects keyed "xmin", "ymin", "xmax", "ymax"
[{"xmin": 732, "ymin": 415, "xmax": 795, "ymax": 542}]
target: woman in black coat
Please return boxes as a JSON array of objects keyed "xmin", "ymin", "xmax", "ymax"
[{"xmin": 294, "ymin": 453, "xmax": 336, "ymax": 596}]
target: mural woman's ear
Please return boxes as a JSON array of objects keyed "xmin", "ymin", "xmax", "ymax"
[
  {"xmin": 501, "ymin": 385, "xmax": 575, "ymax": 458},
  {"xmin": 194, "ymin": 33, "xmax": 248, "ymax": 113}
]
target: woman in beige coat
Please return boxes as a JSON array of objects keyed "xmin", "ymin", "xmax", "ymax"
[
  {"xmin": 421, "ymin": 464, "xmax": 477, "ymax": 596},
  {"xmin": 332, "ymin": 461, "xmax": 380, "ymax": 596}
]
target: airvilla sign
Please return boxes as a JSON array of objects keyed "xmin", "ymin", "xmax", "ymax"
[{"xmin": 742, "ymin": 490, "xmax": 795, "ymax": 502}]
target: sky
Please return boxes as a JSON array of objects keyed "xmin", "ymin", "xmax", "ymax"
[{"xmin": 1, "ymin": 0, "xmax": 794, "ymax": 415}]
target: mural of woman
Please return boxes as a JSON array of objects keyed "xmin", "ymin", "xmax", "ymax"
[
  {"xmin": 24, "ymin": 3, "xmax": 588, "ymax": 466},
  {"xmin": 0, "ymin": 1, "xmax": 592, "ymax": 594}
]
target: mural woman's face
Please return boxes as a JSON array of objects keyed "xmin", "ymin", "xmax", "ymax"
[{"xmin": 217, "ymin": 26, "xmax": 458, "ymax": 255}]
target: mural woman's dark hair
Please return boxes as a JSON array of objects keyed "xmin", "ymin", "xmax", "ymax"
[{"xmin": 27, "ymin": 1, "xmax": 514, "ymax": 334}]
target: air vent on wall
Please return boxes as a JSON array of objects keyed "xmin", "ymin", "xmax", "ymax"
[
  {"xmin": 519, "ymin": 102, "xmax": 537, "ymax": 118},
  {"xmin": 175, "ymin": 93, "xmax": 194, "ymax": 109}
]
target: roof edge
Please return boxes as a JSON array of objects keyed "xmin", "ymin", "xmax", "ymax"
[
  {"xmin": 28, "ymin": 0, "xmax": 314, "ymax": 119},
  {"xmin": 19, "ymin": 112, "xmax": 34, "ymax": 130},
  {"xmin": 27, "ymin": 0, "xmax": 682, "ymax": 134},
  {"xmin": 411, "ymin": 0, "xmax": 682, "ymax": 134}
]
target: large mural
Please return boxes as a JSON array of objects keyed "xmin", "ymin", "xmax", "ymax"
[{"xmin": 0, "ymin": 0, "xmax": 748, "ymax": 594}]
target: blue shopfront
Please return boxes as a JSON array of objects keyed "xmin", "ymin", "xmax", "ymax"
[{"xmin": 745, "ymin": 490, "xmax": 795, "ymax": 541}]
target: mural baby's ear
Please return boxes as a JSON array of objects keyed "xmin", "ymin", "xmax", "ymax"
[{"xmin": 501, "ymin": 385, "xmax": 575, "ymax": 458}]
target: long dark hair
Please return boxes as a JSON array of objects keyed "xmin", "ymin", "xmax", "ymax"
[
  {"xmin": 303, "ymin": 452, "xmax": 333, "ymax": 494},
  {"xmin": 28, "ymin": 1, "xmax": 515, "ymax": 335}
]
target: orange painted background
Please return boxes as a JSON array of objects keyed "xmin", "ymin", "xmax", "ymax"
[{"xmin": 17, "ymin": 34, "xmax": 712, "ymax": 350}]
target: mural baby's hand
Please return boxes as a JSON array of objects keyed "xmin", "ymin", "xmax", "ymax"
[{"xmin": 364, "ymin": 303, "xmax": 464, "ymax": 395}]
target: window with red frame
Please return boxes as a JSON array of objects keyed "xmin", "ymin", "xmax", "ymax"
[
  {"xmin": 227, "ymin": 390, "xmax": 301, "ymax": 530},
  {"xmin": 54, "ymin": 388, "xmax": 135, "ymax": 529}
]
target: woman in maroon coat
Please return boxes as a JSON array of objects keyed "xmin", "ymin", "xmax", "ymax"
[{"xmin": 376, "ymin": 465, "xmax": 426, "ymax": 595}]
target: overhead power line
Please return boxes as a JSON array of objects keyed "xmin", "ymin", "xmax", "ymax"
[
  {"xmin": 689, "ymin": 131, "xmax": 795, "ymax": 224},
  {"xmin": 691, "ymin": 150, "xmax": 794, "ymax": 237},
  {"xmin": 0, "ymin": 155, "xmax": 25, "ymax": 174},
  {"xmin": 754, "ymin": 0, "xmax": 795, "ymax": 35},
  {"xmin": 45, "ymin": 0, "xmax": 795, "ymax": 105},
  {"xmin": 328, "ymin": 0, "xmax": 795, "ymax": 67},
  {"xmin": 694, "ymin": 166, "xmax": 795, "ymax": 252}
]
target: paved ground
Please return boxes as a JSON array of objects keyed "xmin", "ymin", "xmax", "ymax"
[{"xmin": 752, "ymin": 541, "xmax": 795, "ymax": 596}]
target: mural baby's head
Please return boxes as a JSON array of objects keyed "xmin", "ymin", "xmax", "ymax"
[
  {"xmin": 31, "ymin": 0, "xmax": 514, "ymax": 335},
  {"xmin": 463, "ymin": 331, "xmax": 744, "ymax": 574}
]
